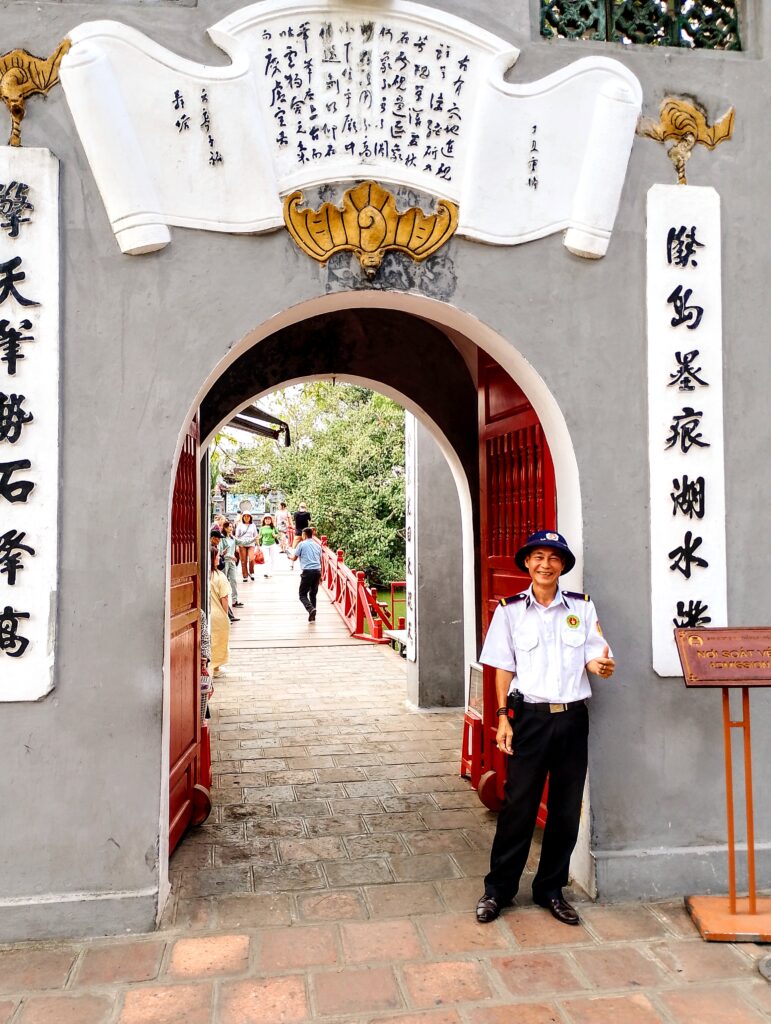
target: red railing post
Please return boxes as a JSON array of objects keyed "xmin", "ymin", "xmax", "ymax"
[
  {"xmin": 355, "ymin": 570, "xmax": 366, "ymax": 635},
  {"xmin": 337, "ymin": 550, "xmax": 345, "ymax": 605}
]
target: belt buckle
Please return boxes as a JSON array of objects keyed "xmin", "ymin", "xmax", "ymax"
[{"xmin": 549, "ymin": 702, "xmax": 567, "ymax": 714}]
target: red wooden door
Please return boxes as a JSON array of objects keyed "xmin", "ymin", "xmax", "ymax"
[
  {"xmin": 169, "ymin": 418, "xmax": 202, "ymax": 854},
  {"xmin": 477, "ymin": 352, "xmax": 557, "ymax": 811}
]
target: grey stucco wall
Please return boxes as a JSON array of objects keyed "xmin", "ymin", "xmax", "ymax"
[
  {"xmin": 1, "ymin": 0, "xmax": 770, "ymax": 938},
  {"xmin": 406, "ymin": 421, "xmax": 465, "ymax": 708}
]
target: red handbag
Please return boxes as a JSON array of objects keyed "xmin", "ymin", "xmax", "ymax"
[{"xmin": 253, "ymin": 546, "xmax": 265, "ymax": 565}]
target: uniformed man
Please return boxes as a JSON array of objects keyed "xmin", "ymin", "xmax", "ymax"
[{"xmin": 475, "ymin": 530, "xmax": 615, "ymax": 926}]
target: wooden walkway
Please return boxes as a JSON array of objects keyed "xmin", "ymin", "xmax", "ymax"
[{"xmin": 228, "ymin": 548, "xmax": 365, "ymax": 650}]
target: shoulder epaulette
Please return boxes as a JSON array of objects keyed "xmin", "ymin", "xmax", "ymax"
[
  {"xmin": 500, "ymin": 592, "xmax": 528, "ymax": 607},
  {"xmin": 563, "ymin": 590, "xmax": 590, "ymax": 602}
]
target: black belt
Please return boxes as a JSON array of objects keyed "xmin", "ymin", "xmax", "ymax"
[{"xmin": 519, "ymin": 699, "xmax": 586, "ymax": 715}]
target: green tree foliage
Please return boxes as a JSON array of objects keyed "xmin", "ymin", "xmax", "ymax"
[{"xmin": 235, "ymin": 384, "xmax": 405, "ymax": 585}]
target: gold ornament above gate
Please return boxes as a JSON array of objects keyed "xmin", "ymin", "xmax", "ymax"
[
  {"xmin": 0, "ymin": 40, "xmax": 71, "ymax": 146},
  {"xmin": 637, "ymin": 97, "xmax": 735, "ymax": 186},
  {"xmin": 283, "ymin": 181, "xmax": 458, "ymax": 278}
]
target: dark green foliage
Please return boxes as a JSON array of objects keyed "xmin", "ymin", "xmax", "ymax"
[{"xmin": 235, "ymin": 384, "xmax": 406, "ymax": 586}]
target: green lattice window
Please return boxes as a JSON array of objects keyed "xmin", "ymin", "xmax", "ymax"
[{"xmin": 541, "ymin": 1, "xmax": 742, "ymax": 50}]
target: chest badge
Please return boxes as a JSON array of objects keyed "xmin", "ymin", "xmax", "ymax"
[{"xmin": 566, "ymin": 614, "xmax": 580, "ymax": 629}]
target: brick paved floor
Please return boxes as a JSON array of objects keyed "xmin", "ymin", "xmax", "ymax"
[{"xmin": 1, "ymin": 578, "xmax": 770, "ymax": 1021}]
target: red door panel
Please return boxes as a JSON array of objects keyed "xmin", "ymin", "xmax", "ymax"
[
  {"xmin": 169, "ymin": 419, "xmax": 201, "ymax": 855},
  {"xmin": 477, "ymin": 353, "xmax": 557, "ymax": 816}
]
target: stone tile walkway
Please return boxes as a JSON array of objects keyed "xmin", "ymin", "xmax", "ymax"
[{"xmin": 1, "ymin": 564, "xmax": 770, "ymax": 1021}]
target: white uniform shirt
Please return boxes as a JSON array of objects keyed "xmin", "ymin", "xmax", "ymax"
[{"xmin": 479, "ymin": 585, "xmax": 612, "ymax": 703}]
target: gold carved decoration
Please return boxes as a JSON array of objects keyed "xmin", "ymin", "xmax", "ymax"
[
  {"xmin": 0, "ymin": 39, "xmax": 71, "ymax": 147},
  {"xmin": 283, "ymin": 180, "xmax": 458, "ymax": 277},
  {"xmin": 637, "ymin": 97, "xmax": 735, "ymax": 185}
]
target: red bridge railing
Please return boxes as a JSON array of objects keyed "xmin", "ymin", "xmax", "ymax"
[{"xmin": 314, "ymin": 536, "xmax": 395, "ymax": 644}]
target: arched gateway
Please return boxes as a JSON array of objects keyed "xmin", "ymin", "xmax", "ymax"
[{"xmin": 164, "ymin": 294, "xmax": 585, "ymax": 894}]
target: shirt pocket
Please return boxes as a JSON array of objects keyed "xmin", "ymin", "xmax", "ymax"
[
  {"xmin": 513, "ymin": 630, "xmax": 539, "ymax": 671},
  {"xmin": 561, "ymin": 628, "xmax": 586, "ymax": 670}
]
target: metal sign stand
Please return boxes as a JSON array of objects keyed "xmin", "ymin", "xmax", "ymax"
[{"xmin": 675, "ymin": 628, "xmax": 771, "ymax": 942}]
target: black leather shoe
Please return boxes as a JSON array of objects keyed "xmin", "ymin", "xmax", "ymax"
[
  {"xmin": 534, "ymin": 893, "xmax": 580, "ymax": 926},
  {"xmin": 476, "ymin": 894, "xmax": 502, "ymax": 924}
]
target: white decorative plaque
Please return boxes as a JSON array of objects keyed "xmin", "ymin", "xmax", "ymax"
[
  {"xmin": 0, "ymin": 148, "xmax": 60, "ymax": 700},
  {"xmin": 60, "ymin": 1, "xmax": 642, "ymax": 258},
  {"xmin": 404, "ymin": 412, "xmax": 417, "ymax": 662},
  {"xmin": 647, "ymin": 185, "xmax": 727, "ymax": 677}
]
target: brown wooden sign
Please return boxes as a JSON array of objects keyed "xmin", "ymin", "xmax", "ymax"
[{"xmin": 674, "ymin": 628, "xmax": 771, "ymax": 687}]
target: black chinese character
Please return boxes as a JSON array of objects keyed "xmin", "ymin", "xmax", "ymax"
[
  {"xmin": 665, "ymin": 407, "xmax": 710, "ymax": 453},
  {"xmin": 172, "ymin": 90, "xmax": 185, "ymax": 110},
  {"xmin": 673, "ymin": 599, "xmax": 712, "ymax": 628},
  {"xmin": 0, "ymin": 182, "xmax": 33, "ymax": 238},
  {"xmin": 0, "ymin": 605, "xmax": 30, "ymax": 658},
  {"xmin": 0, "ymin": 318, "xmax": 33, "ymax": 376},
  {"xmin": 0, "ymin": 529, "xmax": 35, "ymax": 585},
  {"xmin": 0, "ymin": 459, "xmax": 34, "ymax": 503},
  {"xmin": 668, "ymin": 531, "xmax": 709, "ymax": 579},
  {"xmin": 671, "ymin": 475, "xmax": 706, "ymax": 520},
  {"xmin": 0, "ymin": 257, "xmax": 38, "ymax": 307},
  {"xmin": 667, "ymin": 285, "xmax": 703, "ymax": 330},
  {"xmin": 0, "ymin": 392, "xmax": 32, "ymax": 443},
  {"xmin": 667, "ymin": 225, "xmax": 704, "ymax": 268},
  {"xmin": 668, "ymin": 350, "xmax": 709, "ymax": 391}
]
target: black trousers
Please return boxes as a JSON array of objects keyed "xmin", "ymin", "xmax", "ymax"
[
  {"xmin": 484, "ymin": 702, "xmax": 588, "ymax": 903},
  {"xmin": 299, "ymin": 569, "xmax": 321, "ymax": 612}
]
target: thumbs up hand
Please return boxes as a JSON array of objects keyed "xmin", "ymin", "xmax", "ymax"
[{"xmin": 587, "ymin": 644, "xmax": 615, "ymax": 679}]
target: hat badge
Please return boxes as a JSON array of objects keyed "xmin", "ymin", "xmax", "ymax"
[{"xmin": 545, "ymin": 532, "xmax": 560, "ymax": 541}]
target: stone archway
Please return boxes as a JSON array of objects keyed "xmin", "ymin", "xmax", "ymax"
[{"xmin": 162, "ymin": 294, "xmax": 589, "ymax": 908}]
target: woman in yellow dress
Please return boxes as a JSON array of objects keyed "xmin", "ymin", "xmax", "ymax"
[{"xmin": 209, "ymin": 547, "xmax": 231, "ymax": 676}]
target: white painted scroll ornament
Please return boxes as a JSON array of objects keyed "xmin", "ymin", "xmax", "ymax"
[
  {"xmin": 60, "ymin": 1, "xmax": 641, "ymax": 259},
  {"xmin": 0, "ymin": 147, "xmax": 59, "ymax": 700}
]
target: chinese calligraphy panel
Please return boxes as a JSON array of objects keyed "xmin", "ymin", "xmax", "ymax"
[
  {"xmin": 0, "ymin": 148, "xmax": 59, "ymax": 701},
  {"xmin": 247, "ymin": 10, "xmax": 479, "ymax": 195},
  {"xmin": 647, "ymin": 185, "xmax": 726, "ymax": 677}
]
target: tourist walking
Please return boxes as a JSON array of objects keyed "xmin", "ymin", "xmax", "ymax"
[
  {"xmin": 208, "ymin": 547, "xmax": 231, "ymax": 677},
  {"xmin": 235, "ymin": 512, "xmax": 258, "ymax": 581},
  {"xmin": 258, "ymin": 513, "xmax": 280, "ymax": 577},
  {"xmin": 276, "ymin": 501, "xmax": 291, "ymax": 553},
  {"xmin": 475, "ymin": 530, "xmax": 615, "ymax": 927},
  {"xmin": 218, "ymin": 521, "xmax": 243, "ymax": 608},
  {"xmin": 293, "ymin": 503, "xmax": 311, "ymax": 544},
  {"xmin": 209, "ymin": 527, "xmax": 238, "ymax": 622},
  {"xmin": 209, "ymin": 512, "xmax": 226, "ymax": 534},
  {"xmin": 288, "ymin": 527, "xmax": 322, "ymax": 622}
]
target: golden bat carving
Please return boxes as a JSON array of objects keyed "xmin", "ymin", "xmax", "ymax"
[
  {"xmin": 637, "ymin": 97, "xmax": 735, "ymax": 185},
  {"xmin": 0, "ymin": 39, "xmax": 71, "ymax": 147},
  {"xmin": 283, "ymin": 180, "xmax": 458, "ymax": 277}
]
